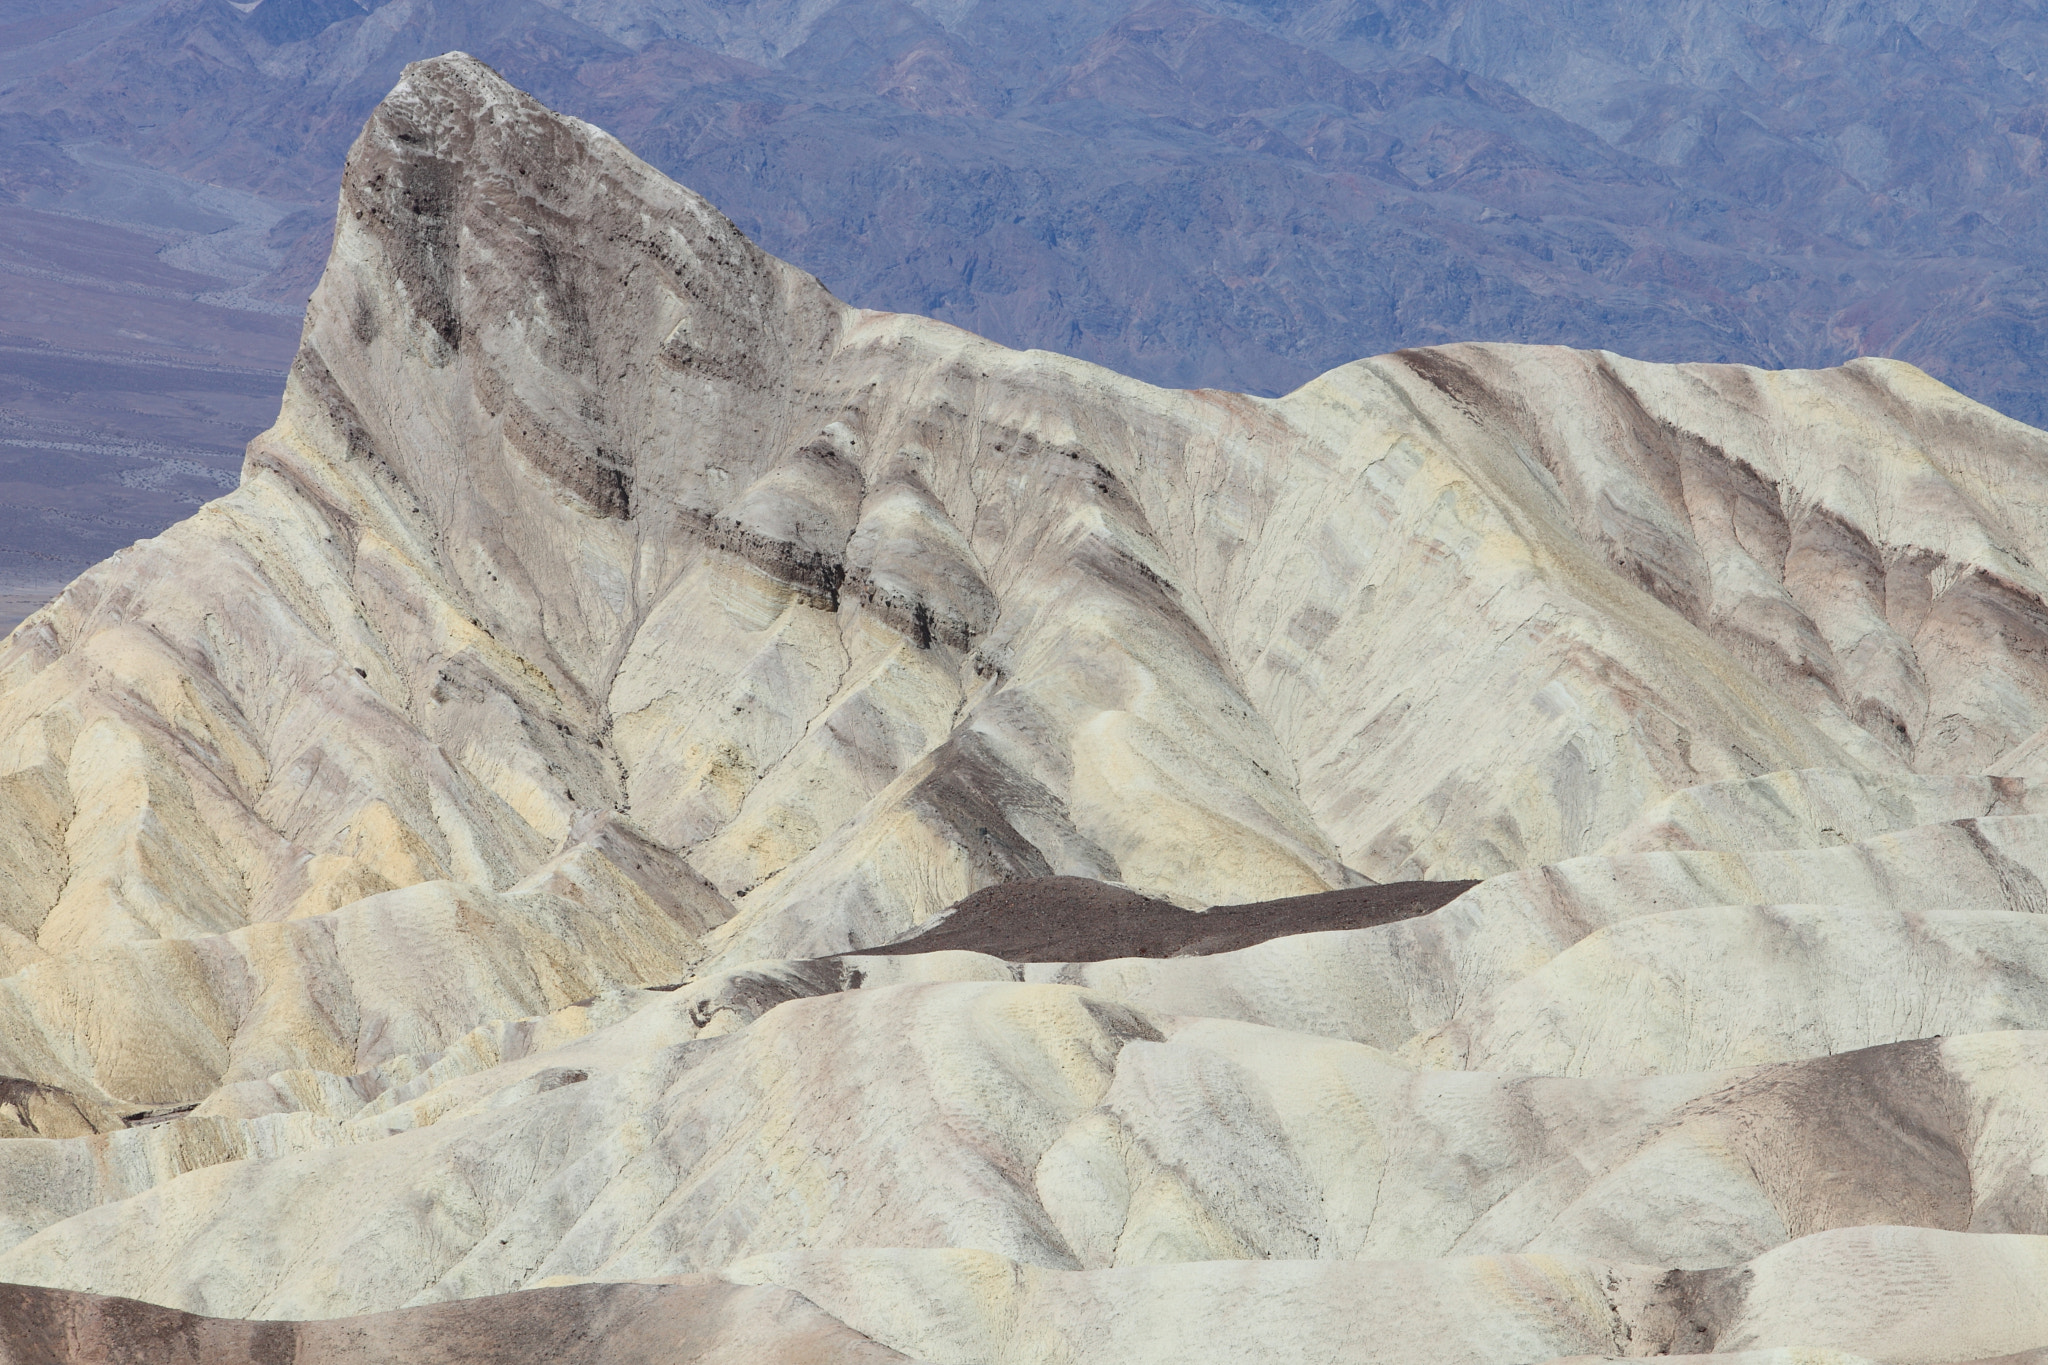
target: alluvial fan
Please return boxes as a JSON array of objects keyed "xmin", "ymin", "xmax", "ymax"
[{"xmin": 1, "ymin": 53, "xmax": 2047, "ymax": 1363}]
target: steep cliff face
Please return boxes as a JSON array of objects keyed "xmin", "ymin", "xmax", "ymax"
[{"xmin": 4, "ymin": 56, "xmax": 2048, "ymax": 1362}]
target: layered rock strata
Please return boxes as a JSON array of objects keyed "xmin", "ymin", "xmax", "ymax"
[{"xmin": 0, "ymin": 54, "xmax": 2045, "ymax": 1363}]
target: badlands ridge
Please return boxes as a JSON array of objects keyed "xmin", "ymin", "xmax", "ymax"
[{"xmin": 1, "ymin": 52, "xmax": 2048, "ymax": 1362}]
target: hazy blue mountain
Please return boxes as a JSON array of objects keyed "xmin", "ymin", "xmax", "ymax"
[{"xmin": 0, "ymin": 0, "xmax": 2043, "ymax": 617}]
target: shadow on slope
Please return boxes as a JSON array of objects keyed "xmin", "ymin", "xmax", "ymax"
[
  {"xmin": 0, "ymin": 1278, "xmax": 910, "ymax": 1364},
  {"xmin": 862, "ymin": 874, "xmax": 1478, "ymax": 961}
]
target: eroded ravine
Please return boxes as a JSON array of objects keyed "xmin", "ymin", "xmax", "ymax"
[{"xmin": 1, "ymin": 53, "xmax": 2047, "ymax": 1365}]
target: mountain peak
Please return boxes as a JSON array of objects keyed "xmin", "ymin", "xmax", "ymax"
[
  {"xmin": 291, "ymin": 47, "xmax": 849, "ymax": 720},
  {"xmin": 388, "ymin": 49, "xmax": 513, "ymax": 107},
  {"xmin": 6, "ymin": 62, "xmax": 2048, "ymax": 1359}
]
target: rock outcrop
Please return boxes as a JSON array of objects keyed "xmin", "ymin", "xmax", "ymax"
[
  {"xmin": 12, "ymin": 0, "xmax": 2048, "ymax": 639},
  {"xmin": 1, "ymin": 55, "xmax": 2047, "ymax": 1362}
]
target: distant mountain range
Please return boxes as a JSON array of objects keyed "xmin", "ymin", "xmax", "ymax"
[{"xmin": 1, "ymin": 0, "xmax": 2045, "ymax": 615}]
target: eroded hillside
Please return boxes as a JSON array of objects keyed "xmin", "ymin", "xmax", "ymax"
[{"xmin": 0, "ymin": 55, "xmax": 2045, "ymax": 1363}]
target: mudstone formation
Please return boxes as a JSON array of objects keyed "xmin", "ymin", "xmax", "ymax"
[{"xmin": 2, "ymin": 55, "xmax": 2048, "ymax": 1362}]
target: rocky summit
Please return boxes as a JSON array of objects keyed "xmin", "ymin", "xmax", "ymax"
[
  {"xmin": 8, "ymin": 0, "xmax": 2048, "ymax": 631},
  {"xmin": 2, "ymin": 54, "xmax": 2048, "ymax": 1362}
]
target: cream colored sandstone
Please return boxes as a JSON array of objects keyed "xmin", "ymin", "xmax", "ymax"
[{"xmin": 0, "ymin": 54, "xmax": 2044, "ymax": 1364}]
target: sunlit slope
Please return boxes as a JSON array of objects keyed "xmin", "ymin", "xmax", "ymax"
[{"xmin": 0, "ymin": 55, "xmax": 2046, "ymax": 1364}]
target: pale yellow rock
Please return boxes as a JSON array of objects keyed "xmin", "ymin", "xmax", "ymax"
[
  {"xmin": 0, "ymin": 842, "xmax": 715, "ymax": 1107},
  {"xmin": 4, "ymin": 54, "xmax": 2048, "ymax": 1363},
  {"xmin": 720, "ymin": 1232, "xmax": 2048, "ymax": 1365},
  {"xmin": 5, "ymin": 974, "xmax": 2047, "ymax": 1322},
  {"xmin": 10, "ymin": 56, "xmax": 2048, "ymax": 976},
  {"xmin": 1405, "ymin": 902, "xmax": 2048, "ymax": 1075}
]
